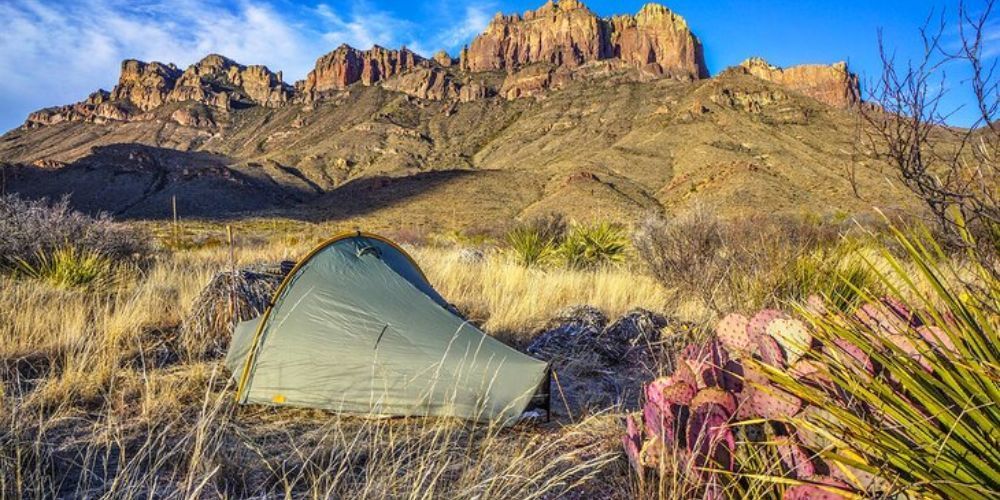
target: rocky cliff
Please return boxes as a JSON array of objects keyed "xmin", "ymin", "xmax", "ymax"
[
  {"xmin": 460, "ymin": 0, "xmax": 707, "ymax": 80},
  {"xmin": 731, "ymin": 57, "xmax": 861, "ymax": 109},
  {"xmin": 301, "ymin": 45, "xmax": 425, "ymax": 97},
  {"xmin": 111, "ymin": 59, "xmax": 182, "ymax": 111},
  {"xmin": 167, "ymin": 54, "xmax": 290, "ymax": 109},
  {"xmin": 18, "ymin": 0, "xmax": 863, "ymax": 131}
]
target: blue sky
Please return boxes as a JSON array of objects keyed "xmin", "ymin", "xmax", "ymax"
[{"xmin": 1, "ymin": 0, "xmax": 995, "ymax": 133}]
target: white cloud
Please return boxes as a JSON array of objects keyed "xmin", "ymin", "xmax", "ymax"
[
  {"xmin": 0, "ymin": 0, "xmax": 495, "ymax": 133},
  {"xmin": 437, "ymin": 4, "xmax": 494, "ymax": 50}
]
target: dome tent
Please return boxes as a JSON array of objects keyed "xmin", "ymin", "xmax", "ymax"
[{"xmin": 225, "ymin": 231, "xmax": 549, "ymax": 424}]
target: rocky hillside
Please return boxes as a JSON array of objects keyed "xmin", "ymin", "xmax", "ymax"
[{"xmin": 0, "ymin": 0, "xmax": 915, "ymax": 228}]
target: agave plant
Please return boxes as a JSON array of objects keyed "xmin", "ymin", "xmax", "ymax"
[
  {"xmin": 765, "ymin": 228, "xmax": 1000, "ymax": 498},
  {"xmin": 559, "ymin": 222, "xmax": 628, "ymax": 269}
]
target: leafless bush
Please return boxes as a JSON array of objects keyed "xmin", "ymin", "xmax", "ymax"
[
  {"xmin": 0, "ymin": 194, "xmax": 149, "ymax": 268},
  {"xmin": 633, "ymin": 208, "xmax": 865, "ymax": 315},
  {"xmin": 859, "ymin": 0, "xmax": 1000, "ymax": 266},
  {"xmin": 526, "ymin": 212, "xmax": 569, "ymax": 245},
  {"xmin": 633, "ymin": 207, "xmax": 725, "ymax": 301}
]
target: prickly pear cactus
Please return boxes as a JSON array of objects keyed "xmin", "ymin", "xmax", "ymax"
[
  {"xmin": 623, "ymin": 298, "xmax": 881, "ymax": 499},
  {"xmin": 625, "ymin": 294, "xmax": 960, "ymax": 498}
]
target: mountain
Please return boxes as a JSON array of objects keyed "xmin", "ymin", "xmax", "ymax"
[{"xmin": 0, "ymin": 0, "xmax": 917, "ymax": 229}]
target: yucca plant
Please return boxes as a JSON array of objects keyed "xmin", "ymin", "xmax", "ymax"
[
  {"xmin": 762, "ymin": 226, "xmax": 1000, "ymax": 498},
  {"xmin": 506, "ymin": 225, "xmax": 556, "ymax": 267},
  {"xmin": 15, "ymin": 246, "xmax": 118, "ymax": 289},
  {"xmin": 559, "ymin": 223, "xmax": 628, "ymax": 269},
  {"xmin": 774, "ymin": 244, "xmax": 882, "ymax": 313}
]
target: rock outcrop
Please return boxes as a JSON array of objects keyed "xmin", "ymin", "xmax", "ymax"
[
  {"xmin": 24, "ymin": 55, "xmax": 289, "ymax": 129},
  {"xmin": 168, "ymin": 54, "xmax": 290, "ymax": 109},
  {"xmin": 24, "ymin": 90, "xmax": 132, "ymax": 127},
  {"xmin": 606, "ymin": 3, "xmax": 708, "ymax": 80},
  {"xmin": 433, "ymin": 50, "xmax": 455, "ymax": 67},
  {"xmin": 110, "ymin": 59, "xmax": 182, "ymax": 111},
  {"xmin": 462, "ymin": 0, "xmax": 605, "ymax": 72},
  {"xmin": 461, "ymin": 0, "xmax": 707, "ymax": 80},
  {"xmin": 382, "ymin": 67, "xmax": 467, "ymax": 101},
  {"xmin": 732, "ymin": 57, "xmax": 860, "ymax": 109},
  {"xmin": 302, "ymin": 45, "xmax": 425, "ymax": 97}
]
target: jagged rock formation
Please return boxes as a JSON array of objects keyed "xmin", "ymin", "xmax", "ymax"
[
  {"xmin": 606, "ymin": 4, "xmax": 708, "ymax": 80},
  {"xmin": 460, "ymin": 0, "xmax": 707, "ymax": 80},
  {"xmin": 731, "ymin": 57, "xmax": 860, "ymax": 109},
  {"xmin": 168, "ymin": 54, "xmax": 290, "ymax": 109},
  {"xmin": 17, "ymin": 0, "xmax": 863, "ymax": 134},
  {"xmin": 111, "ymin": 59, "xmax": 182, "ymax": 111},
  {"xmin": 301, "ymin": 45, "xmax": 424, "ymax": 97},
  {"xmin": 433, "ymin": 51, "xmax": 455, "ymax": 67},
  {"xmin": 382, "ymin": 67, "xmax": 458, "ymax": 101},
  {"xmin": 24, "ymin": 90, "xmax": 130, "ymax": 127}
]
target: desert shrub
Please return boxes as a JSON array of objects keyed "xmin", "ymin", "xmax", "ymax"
[
  {"xmin": 0, "ymin": 195, "xmax": 149, "ymax": 270},
  {"xmin": 505, "ymin": 214, "xmax": 567, "ymax": 267},
  {"xmin": 772, "ymin": 244, "xmax": 883, "ymax": 312},
  {"xmin": 506, "ymin": 225, "xmax": 556, "ymax": 267},
  {"xmin": 634, "ymin": 208, "xmax": 870, "ymax": 314},
  {"xmin": 633, "ymin": 207, "xmax": 725, "ymax": 297},
  {"xmin": 528, "ymin": 212, "xmax": 568, "ymax": 245},
  {"xmin": 559, "ymin": 222, "xmax": 628, "ymax": 269},
  {"xmin": 14, "ymin": 247, "xmax": 118, "ymax": 289}
]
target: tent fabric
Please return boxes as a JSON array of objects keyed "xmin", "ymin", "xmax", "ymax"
[{"xmin": 225, "ymin": 232, "xmax": 548, "ymax": 424}]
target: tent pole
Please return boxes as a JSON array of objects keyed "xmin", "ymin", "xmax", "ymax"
[{"xmin": 545, "ymin": 366, "xmax": 553, "ymax": 423}]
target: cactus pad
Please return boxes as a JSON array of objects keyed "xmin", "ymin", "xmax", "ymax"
[
  {"xmin": 831, "ymin": 338, "xmax": 874, "ymax": 375},
  {"xmin": 662, "ymin": 379, "xmax": 697, "ymax": 406},
  {"xmin": 917, "ymin": 325, "xmax": 957, "ymax": 353},
  {"xmin": 886, "ymin": 333, "xmax": 932, "ymax": 371},
  {"xmin": 643, "ymin": 396, "xmax": 673, "ymax": 441},
  {"xmin": 749, "ymin": 309, "xmax": 786, "ymax": 340},
  {"xmin": 758, "ymin": 334, "xmax": 787, "ymax": 367},
  {"xmin": 749, "ymin": 383, "xmax": 802, "ymax": 419},
  {"xmin": 721, "ymin": 359, "xmax": 744, "ymax": 393},
  {"xmin": 855, "ymin": 301, "xmax": 908, "ymax": 335},
  {"xmin": 716, "ymin": 313, "xmax": 752, "ymax": 354},
  {"xmin": 767, "ymin": 318, "xmax": 812, "ymax": 365},
  {"xmin": 687, "ymin": 403, "xmax": 735, "ymax": 473},
  {"xmin": 774, "ymin": 436, "xmax": 816, "ymax": 478},
  {"xmin": 805, "ymin": 294, "xmax": 828, "ymax": 316},
  {"xmin": 639, "ymin": 434, "xmax": 666, "ymax": 468},
  {"xmin": 782, "ymin": 476, "xmax": 853, "ymax": 499},
  {"xmin": 691, "ymin": 387, "xmax": 737, "ymax": 415},
  {"xmin": 623, "ymin": 413, "xmax": 643, "ymax": 471}
]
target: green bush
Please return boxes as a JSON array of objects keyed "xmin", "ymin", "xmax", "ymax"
[
  {"xmin": 558, "ymin": 223, "xmax": 628, "ymax": 269},
  {"xmin": 15, "ymin": 247, "xmax": 118, "ymax": 289},
  {"xmin": 506, "ymin": 225, "xmax": 556, "ymax": 267},
  {"xmin": 773, "ymin": 244, "xmax": 883, "ymax": 312}
]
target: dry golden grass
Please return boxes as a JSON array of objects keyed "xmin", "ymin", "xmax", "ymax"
[
  {"xmin": 5, "ymin": 217, "xmax": 961, "ymax": 498},
  {"xmin": 411, "ymin": 246, "xmax": 669, "ymax": 337},
  {"xmin": 0, "ymin": 225, "xmax": 665, "ymax": 498}
]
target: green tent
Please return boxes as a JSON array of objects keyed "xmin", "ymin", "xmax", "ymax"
[{"xmin": 225, "ymin": 231, "xmax": 549, "ymax": 424}]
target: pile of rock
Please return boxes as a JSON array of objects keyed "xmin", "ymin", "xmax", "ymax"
[{"xmin": 526, "ymin": 306, "xmax": 693, "ymax": 418}]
